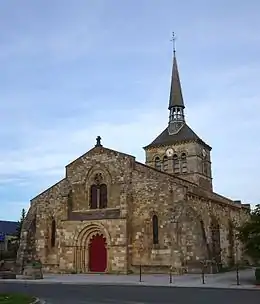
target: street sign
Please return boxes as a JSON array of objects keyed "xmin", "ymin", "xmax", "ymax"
[{"xmin": 0, "ymin": 233, "xmax": 5, "ymax": 242}]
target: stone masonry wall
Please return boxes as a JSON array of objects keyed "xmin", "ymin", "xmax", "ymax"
[
  {"xmin": 19, "ymin": 146, "xmax": 135, "ymax": 274},
  {"xmin": 130, "ymin": 161, "xmax": 249, "ymax": 273},
  {"xmin": 17, "ymin": 146, "xmax": 250, "ymax": 275},
  {"xmin": 145, "ymin": 141, "xmax": 213, "ymax": 191}
]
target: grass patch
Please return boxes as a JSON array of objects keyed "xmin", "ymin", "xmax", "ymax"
[{"xmin": 0, "ymin": 293, "xmax": 35, "ymax": 304}]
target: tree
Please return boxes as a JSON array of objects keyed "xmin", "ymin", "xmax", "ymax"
[
  {"xmin": 16, "ymin": 208, "xmax": 26, "ymax": 240},
  {"xmin": 237, "ymin": 204, "xmax": 260, "ymax": 265}
]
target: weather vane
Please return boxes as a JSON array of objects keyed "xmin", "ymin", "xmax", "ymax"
[{"xmin": 170, "ymin": 32, "xmax": 176, "ymax": 54}]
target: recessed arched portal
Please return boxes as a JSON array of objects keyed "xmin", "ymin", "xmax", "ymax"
[
  {"xmin": 73, "ymin": 223, "xmax": 110, "ymax": 273},
  {"xmin": 88, "ymin": 233, "xmax": 107, "ymax": 272}
]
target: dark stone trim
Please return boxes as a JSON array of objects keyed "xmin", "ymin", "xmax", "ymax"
[{"xmin": 67, "ymin": 208, "xmax": 121, "ymax": 221}]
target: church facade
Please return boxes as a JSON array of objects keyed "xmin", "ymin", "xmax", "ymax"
[{"xmin": 17, "ymin": 51, "xmax": 250, "ymax": 274}]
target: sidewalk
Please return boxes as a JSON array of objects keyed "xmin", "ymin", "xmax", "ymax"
[{"xmin": 1, "ymin": 269, "xmax": 259, "ymax": 290}]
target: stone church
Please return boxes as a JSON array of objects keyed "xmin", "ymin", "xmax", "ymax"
[{"xmin": 17, "ymin": 50, "xmax": 250, "ymax": 274}]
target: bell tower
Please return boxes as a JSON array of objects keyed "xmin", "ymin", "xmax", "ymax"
[
  {"xmin": 143, "ymin": 33, "xmax": 213, "ymax": 191},
  {"xmin": 168, "ymin": 49, "xmax": 185, "ymax": 135}
]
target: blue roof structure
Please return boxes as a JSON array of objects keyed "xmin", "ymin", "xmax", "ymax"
[{"xmin": 0, "ymin": 220, "xmax": 19, "ymax": 236}]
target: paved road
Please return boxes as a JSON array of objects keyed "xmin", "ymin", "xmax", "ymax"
[{"xmin": 0, "ymin": 283, "xmax": 260, "ymax": 304}]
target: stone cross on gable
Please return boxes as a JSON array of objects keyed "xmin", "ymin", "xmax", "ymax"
[{"xmin": 95, "ymin": 136, "xmax": 102, "ymax": 147}]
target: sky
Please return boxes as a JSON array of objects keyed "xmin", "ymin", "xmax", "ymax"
[{"xmin": 0, "ymin": 0, "xmax": 260, "ymax": 221}]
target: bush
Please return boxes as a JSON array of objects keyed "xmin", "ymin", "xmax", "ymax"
[
  {"xmin": 30, "ymin": 261, "xmax": 42, "ymax": 269},
  {"xmin": 0, "ymin": 250, "xmax": 17, "ymax": 260},
  {"xmin": 255, "ymin": 268, "xmax": 260, "ymax": 284}
]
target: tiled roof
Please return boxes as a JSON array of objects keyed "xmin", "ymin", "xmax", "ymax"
[
  {"xmin": 0, "ymin": 220, "xmax": 19, "ymax": 236},
  {"xmin": 144, "ymin": 123, "xmax": 211, "ymax": 150}
]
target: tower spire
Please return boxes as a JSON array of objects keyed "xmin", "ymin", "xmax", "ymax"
[{"xmin": 168, "ymin": 32, "xmax": 185, "ymax": 135}]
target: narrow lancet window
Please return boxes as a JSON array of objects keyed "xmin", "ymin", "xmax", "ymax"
[
  {"xmin": 99, "ymin": 184, "xmax": 108, "ymax": 209},
  {"xmin": 152, "ymin": 215, "xmax": 159, "ymax": 245},
  {"xmin": 181, "ymin": 153, "xmax": 187, "ymax": 173},
  {"xmin": 51, "ymin": 218, "xmax": 56, "ymax": 248},
  {"xmin": 90, "ymin": 185, "xmax": 98, "ymax": 209}
]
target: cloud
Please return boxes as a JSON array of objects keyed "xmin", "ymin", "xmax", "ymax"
[{"xmin": 0, "ymin": 0, "xmax": 260, "ymax": 220}]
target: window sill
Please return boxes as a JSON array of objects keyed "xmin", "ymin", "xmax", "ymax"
[{"xmin": 152, "ymin": 244, "xmax": 160, "ymax": 249}]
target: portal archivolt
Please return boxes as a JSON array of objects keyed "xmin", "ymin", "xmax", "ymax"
[{"xmin": 73, "ymin": 223, "xmax": 110, "ymax": 273}]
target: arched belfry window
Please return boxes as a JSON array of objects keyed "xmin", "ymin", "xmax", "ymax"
[
  {"xmin": 163, "ymin": 155, "xmax": 168, "ymax": 171},
  {"xmin": 89, "ymin": 173, "xmax": 108, "ymax": 209},
  {"xmin": 181, "ymin": 153, "xmax": 187, "ymax": 173},
  {"xmin": 152, "ymin": 215, "xmax": 159, "ymax": 245},
  {"xmin": 155, "ymin": 157, "xmax": 161, "ymax": 170},
  {"xmin": 173, "ymin": 154, "xmax": 180, "ymax": 173},
  {"xmin": 51, "ymin": 218, "xmax": 56, "ymax": 248}
]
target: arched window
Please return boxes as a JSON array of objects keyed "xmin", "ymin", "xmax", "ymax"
[
  {"xmin": 173, "ymin": 154, "xmax": 180, "ymax": 173},
  {"xmin": 210, "ymin": 217, "xmax": 221, "ymax": 265},
  {"xmin": 99, "ymin": 184, "xmax": 107, "ymax": 209},
  {"xmin": 90, "ymin": 173, "xmax": 108, "ymax": 209},
  {"xmin": 163, "ymin": 155, "xmax": 168, "ymax": 171},
  {"xmin": 181, "ymin": 153, "xmax": 187, "ymax": 173},
  {"xmin": 51, "ymin": 218, "xmax": 56, "ymax": 248},
  {"xmin": 155, "ymin": 157, "xmax": 161, "ymax": 170},
  {"xmin": 152, "ymin": 215, "xmax": 159, "ymax": 245},
  {"xmin": 90, "ymin": 185, "xmax": 98, "ymax": 209}
]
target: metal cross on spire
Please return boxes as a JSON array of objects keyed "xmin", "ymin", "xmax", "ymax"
[{"xmin": 170, "ymin": 32, "xmax": 176, "ymax": 55}]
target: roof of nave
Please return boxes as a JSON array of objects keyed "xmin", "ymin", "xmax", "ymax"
[
  {"xmin": 190, "ymin": 187, "xmax": 250, "ymax": 211},
  {"xmin": 143, "ymin": 123, "xmax": 212, "ymax": 150}
]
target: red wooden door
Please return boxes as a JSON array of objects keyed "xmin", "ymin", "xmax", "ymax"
[{"xmin": 89, "ymin": 234, "xmax": 107, "ymax": 272}]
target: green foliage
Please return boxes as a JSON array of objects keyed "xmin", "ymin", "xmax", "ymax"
[
  {"xmin": 0, "ymin": 293, "xmax": 34, "ymax": 304},
  {"xmin": 237, "ymin": 204, "xmax": 260, "ymax": 264},
  {"xmin": 27, "ymin": 260, "xmax": 42, "ymax": 269},
  {"xmin": 0, "ymin": 250, "xmax": 17, "ymax": 260}
]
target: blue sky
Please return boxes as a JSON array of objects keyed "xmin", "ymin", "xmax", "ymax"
[{"xmin": 1, "ymin": 0, "xmax": 260, "ymax": 221}]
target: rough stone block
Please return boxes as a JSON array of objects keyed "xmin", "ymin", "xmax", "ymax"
[{"xmin": 22, "ymin": 265, "xmax": 43, "ymax": 280}]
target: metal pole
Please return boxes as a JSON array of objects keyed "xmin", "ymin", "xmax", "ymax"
[
  {"xmin": 139, "ymin": 264, "xmax": 142, "ymax": 282},
  {"xmin": 201, "ymin": 264, "xmax": 205, "ymax": 284},
  {"xmin": 236, "ymin": 263, "xmax": 240, "ymax": 285},
  {"xmin": 169, "ymin": 267, "xmax": 172, "ymax": 284},
  {"xmin": 235, "ymin": 233, "xmax": 240, "ymax": 285}
]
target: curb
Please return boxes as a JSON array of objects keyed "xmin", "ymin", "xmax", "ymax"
[
  {"xmin": 1, "ymin": 279, "xmax": 259, "ymax": 291},
  {"xmin": 31, "ymin": 298, "xmax": 46, "ymax": 304}
]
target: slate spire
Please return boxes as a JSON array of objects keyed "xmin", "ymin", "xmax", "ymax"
[
  {"xmin": 168, "ymin": 53, "xmax": 185, "ymax": 109},
  {"xmin": 168, "ymin": 33, "xmax": 185, "ymax": 135}
]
